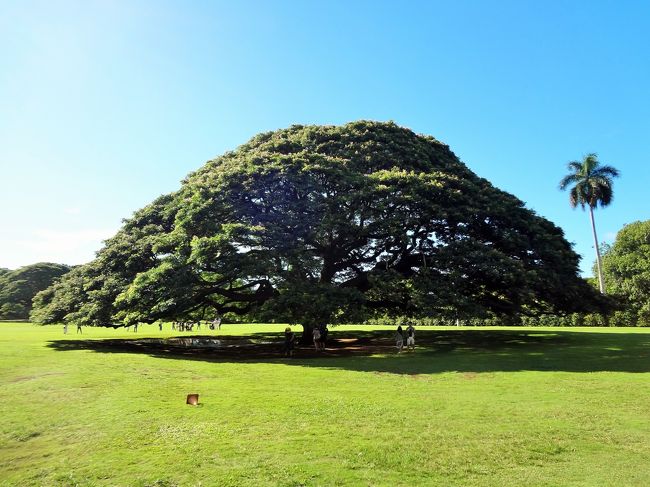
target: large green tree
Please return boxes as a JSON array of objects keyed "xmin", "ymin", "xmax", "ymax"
[
  {"xmin": 33, "ymin": 121, "xmax": 604, "ymax": 337},
  {"xmin": 600, "ymin": 220, "xmax": 650, "ymax": 326},
  {"xmin": 559, "ymin": 153, "xmax": 620, "ymax": 294},
  {"xmin": 0, "ymin": 263, "xmax": 70, "ymax": 320}
]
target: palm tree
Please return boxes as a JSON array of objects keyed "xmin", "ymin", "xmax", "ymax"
[{"xmin": 559, "ymin": 153, "xmax": 620, "ymax": 294}]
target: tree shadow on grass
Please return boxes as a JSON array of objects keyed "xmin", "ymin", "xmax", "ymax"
[{"xmin": 45, "ymin": 329, "xmax": 650, "ymax": 375}]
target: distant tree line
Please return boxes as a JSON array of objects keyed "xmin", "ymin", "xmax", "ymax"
[
  {"xmin": 598, "ymin": 220, "xmax": 650, "ymax": 326},
  {"xmin": 0, "ymin": 263, "xmax": 70, "ymax": 320}
]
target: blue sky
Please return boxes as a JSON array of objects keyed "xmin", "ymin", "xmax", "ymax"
[{"xmin": 1, "ymin": 0, "xmax": 648, "ymax": 274}]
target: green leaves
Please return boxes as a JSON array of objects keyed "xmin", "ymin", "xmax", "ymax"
[
  {"xmin": 560, "ymin": 154, "xmax": 620, "ymax": 210},
  {"xmin": 33, "ymin": 121, "xmax": 601, "ymax": 328},
  {"xmin": 601, "ymin": 220, "xmax": 650, "ymax": 326},
  {"xmin": 0, "ymin": 263, "xmax": 70, "ymax": 320}
]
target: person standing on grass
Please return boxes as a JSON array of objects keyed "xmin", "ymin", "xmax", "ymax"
[
  {"xmin": 76, "ymin": 323, "xmax": 82, "ymax": 334},
  {"xmin": 312, "ymin": 326, "xmax": 322, "ymax": 351},
  {"xmin": 63, "ymin": 323, "xmax": 68, "ymax": 334},
  {"xmin": 320, "ymin": 325, "xmax": 328, "ymax": 350},
  {"xmin": 212, "ymin": 316, "xmax": 222, "ymax": 330},
  {"xmin": 283, "ymin": 327, "xmax": 296, "ymax": 357},
  {"xmin": 406, "ymin": 323, "xmax": 415, "ymax": 351},
  {"xmin": 395, "ymin": 325, "xmax": 404, "ymax": 353}
]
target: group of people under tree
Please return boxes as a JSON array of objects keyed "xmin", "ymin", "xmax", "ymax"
[
  {"xmin": 62, "ymin": 316, "xmax": 224, "ymax": 334},
  {"xmin": 170, "ymin": 316, "xmax": 222, "ymax": 332},
  {"xmin": 62, "ymin": 317, "xmax": 416, "ymax": 357},
  {"xmin": 283, "ymin": 322, "xmax": 415, "ymax": 357},
  {"xmin": 282, "ymin": 324, "xmax": 329, "ymax": 358},
  {"xmin": 62, "ymin": 323, "xmax": 83, "ymax": 334},
  {"xmin": 171, "ymin": 320, "xmax": 200, "ymax": 332},
  {"xmin": 395, "ymin": 323, "xmax": 415, "ymax": 353}
]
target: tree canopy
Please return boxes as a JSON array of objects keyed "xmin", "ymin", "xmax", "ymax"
[
  {"xmin": 32, "ymin": 121, "xmax": 604, "ymax": 330},
  {"xmin": 558, "ymin": 153, "xmax": 619, "ymax": 211},
  {"xmin": 0, "ymin": 263, "xmax": 70, "ymax": 320},
  {"xmin": 600, "ymin": 220, "xmax": 650, "ymax": 326}
]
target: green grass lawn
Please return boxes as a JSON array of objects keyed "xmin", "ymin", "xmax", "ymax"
[{"xmin": 1, "ymin": 322, "xmax": 650, "ymax": 486}]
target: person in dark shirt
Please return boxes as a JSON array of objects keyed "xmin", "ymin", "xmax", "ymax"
[
  {"xmin": 320, "ymin": 325, "xmax": 329, "ymax": 350},
  {"xmin": 284, "ymin": 327, "xmax": 296, "ymax": 357}
]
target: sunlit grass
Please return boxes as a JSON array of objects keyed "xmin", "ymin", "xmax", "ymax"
[{"xmin": 1, "ymin": 322, "xmax": 650, "ymax": 486}]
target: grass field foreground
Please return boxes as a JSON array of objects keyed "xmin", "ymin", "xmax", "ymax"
[{"xmin": 1, "ymin": 322, "xmax": 650, "ymax": 486}]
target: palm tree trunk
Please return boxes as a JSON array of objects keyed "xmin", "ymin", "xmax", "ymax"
[{"xmin": 589, "ymin": 206, "xmax": 605, "ymax": 294}]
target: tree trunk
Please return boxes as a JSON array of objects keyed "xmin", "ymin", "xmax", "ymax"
[
  {"xmin": 301, "ymin": 324, "xmax": 314, "ymax": 345},
  {"xmin": 589, "ymin": 206, "xmax": 606, "ymax": 294}
]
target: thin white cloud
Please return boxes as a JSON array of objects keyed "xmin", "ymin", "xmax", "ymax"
[{"xmin": 0, "ymin": 227, "xmax": 118, "ymax": 269}]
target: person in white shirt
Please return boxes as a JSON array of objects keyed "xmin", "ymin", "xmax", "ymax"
[
  {"xmin": 395, "ymin": 325, "xmax": 404, "ymax": 353},
  {"xmin": 406, "ymin": 323, "xmax": 415, "ymax": 351},
  {"xmin": 312, "ymin": 326, "xmax": 322, "ymax": 351}
]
